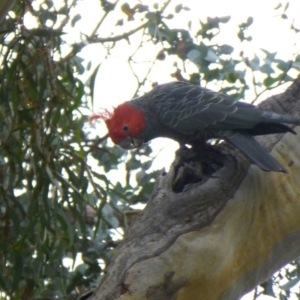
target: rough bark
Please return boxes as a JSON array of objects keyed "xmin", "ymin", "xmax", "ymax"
[{"xmin": 90, "ymin": 79, "xmax": 300, "ymax": 300}]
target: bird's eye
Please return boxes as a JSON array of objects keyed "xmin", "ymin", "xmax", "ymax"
[{"xmin": 122, "ymin": 125, "xmax": 129, "ymax": 132}]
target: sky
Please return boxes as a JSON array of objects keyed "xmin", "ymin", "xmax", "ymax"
[{"xmin": 25, "ymin": 0, "xmax": 300, "ymax": 298}]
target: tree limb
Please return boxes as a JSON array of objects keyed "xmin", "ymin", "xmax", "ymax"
[{"xmin": 87, "ymin": 21, "xmax": 151, "ymax": 44}]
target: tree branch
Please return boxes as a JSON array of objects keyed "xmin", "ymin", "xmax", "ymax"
[{"xmin": 87, "ymin": 21, "xmax": 151, "ymax": 44}]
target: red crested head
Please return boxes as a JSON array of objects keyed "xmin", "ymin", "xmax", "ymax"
[{"xmin": 90, "ymin": 103, "xmax": 146, "ymax": 149}]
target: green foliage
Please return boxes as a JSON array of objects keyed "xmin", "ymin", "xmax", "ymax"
[
  {"xmin": 0, "ymin": 0, "xmax": 119, "ymax": 298},
  {"xmin": 0, "ymin": 0, "xmax": 300, "ymax": 299}
]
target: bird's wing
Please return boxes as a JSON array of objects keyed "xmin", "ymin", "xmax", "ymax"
[{"xmin": 151, "ymin": 82, "xmax": 270, "ymax": 134}]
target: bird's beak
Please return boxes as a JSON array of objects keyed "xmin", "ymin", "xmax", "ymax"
[{"xmin": 118, "ymin": 137, "xmax": 144, "ymax": 150}]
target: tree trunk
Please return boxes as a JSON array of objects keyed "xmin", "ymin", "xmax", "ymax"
[{"xmin": 90, "ymin": 79, "xmax": 300, "ymax": 300}]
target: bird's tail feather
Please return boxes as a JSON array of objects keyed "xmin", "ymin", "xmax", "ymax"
[{"xmin": 224, "ymin": 133, "xmax": 286, "ymax": 172}]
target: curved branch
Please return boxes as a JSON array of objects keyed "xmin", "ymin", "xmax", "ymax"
[
  {"xmin": 87, "ymin": 21, "xmax": 151, "ymax": 44},
  {"xmin": 88, "ymin": 0, "xmax": 172, "ymax": 44}
]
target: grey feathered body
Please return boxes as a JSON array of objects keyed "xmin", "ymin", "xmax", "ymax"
[{"xmin": 129, "ymin": 81, "xmax": 300, "ymax": 172}]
